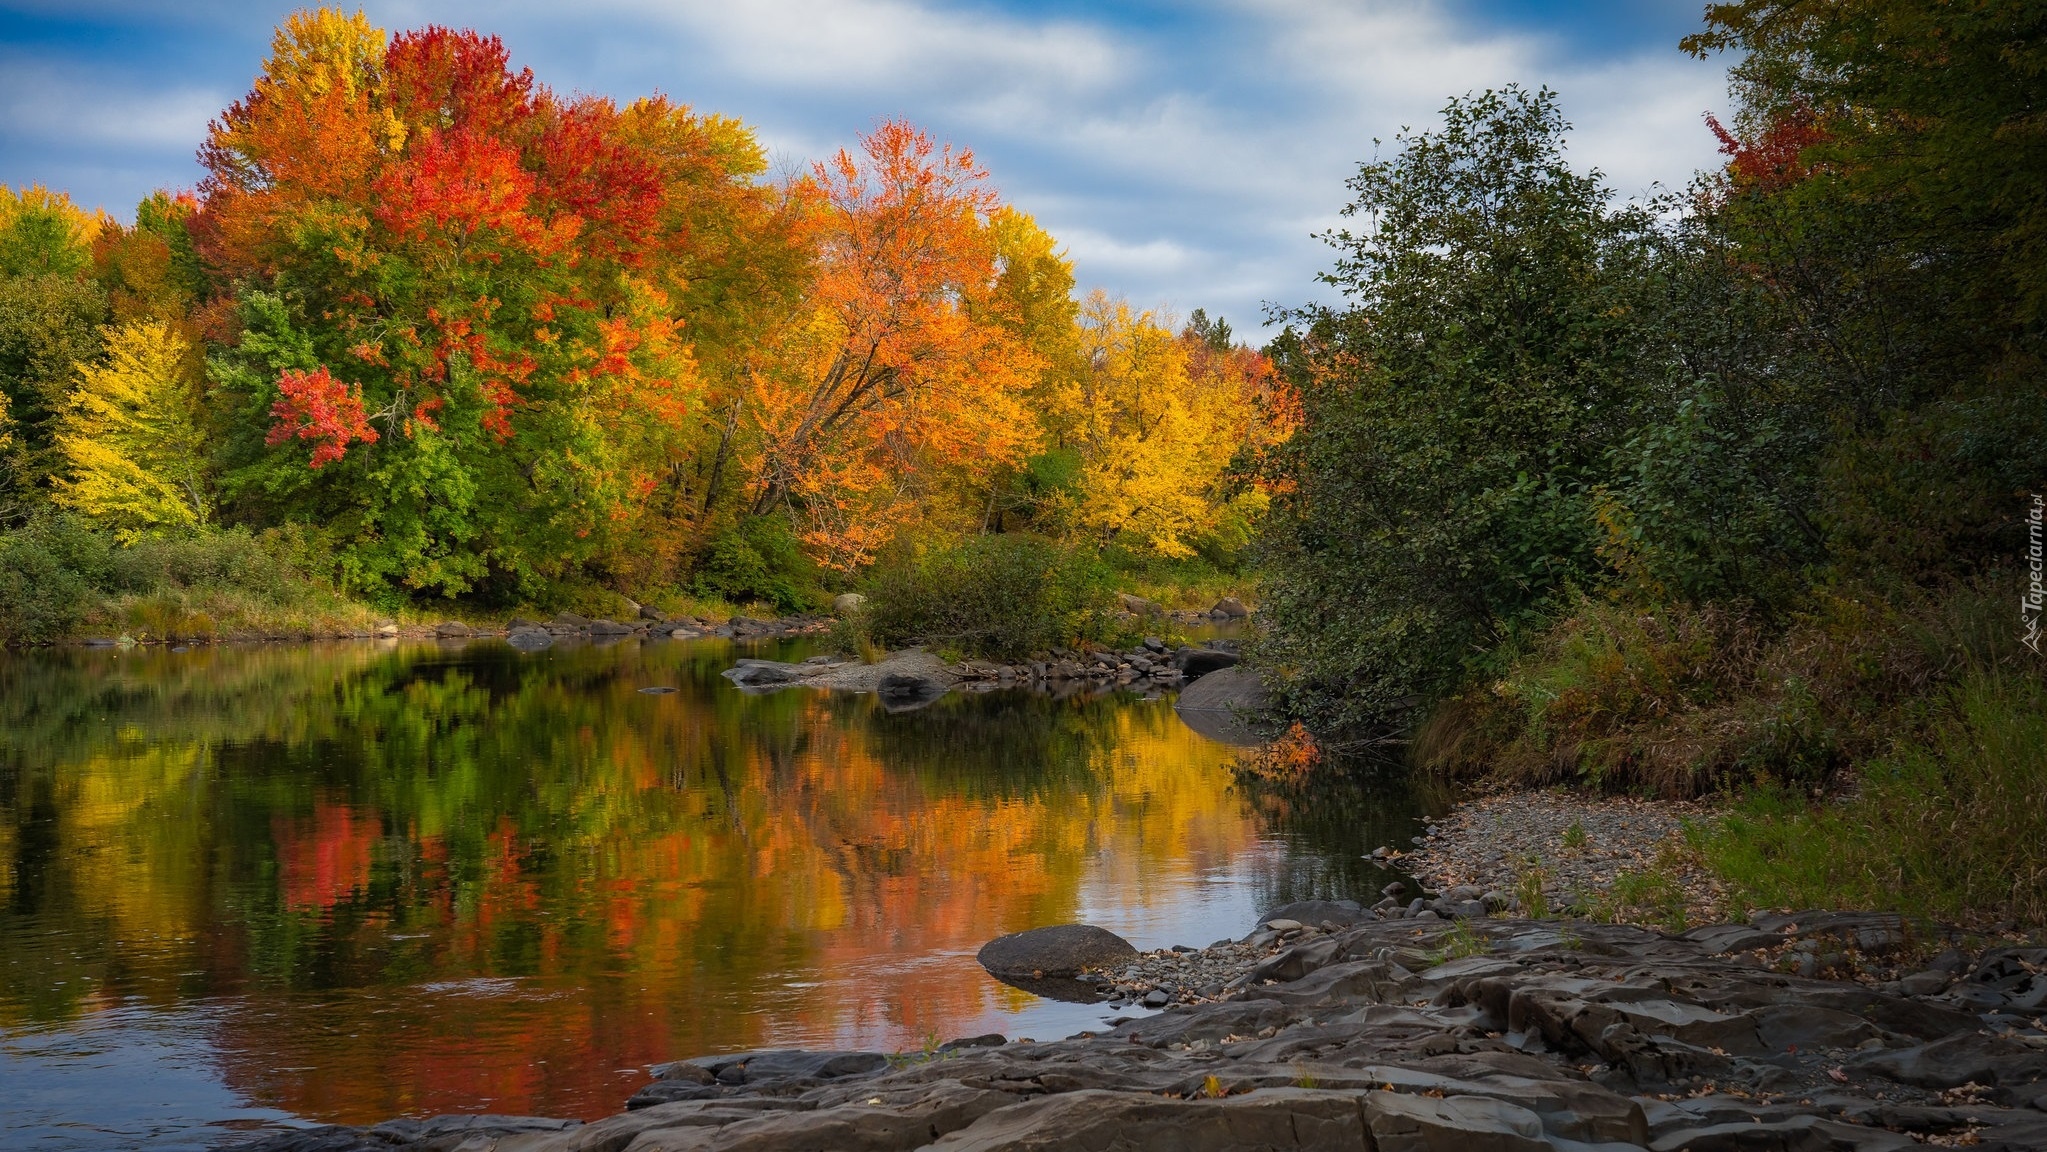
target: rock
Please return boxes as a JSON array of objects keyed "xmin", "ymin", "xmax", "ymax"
[
  {"xmin": 639, "ymin": 604, "xmax": 668, "ymax": 622},
  {"xmin": 930, "ymin": 1088, "xmax": 1367, "ymax": 1152},
  {"xmin": 588, "ymin": 618, "xmax": 634, "ymax": 636},
  {"xmin": 434, "ymin": 621, "xmax": 471, "ymax": 637},
  {"xmin": 1175, "ymin": 647, "xmax": 1241, "ymax": 678},
  {"xmin": 259, "ymin": 908, "xmax": 2047, "ymax": 1152},
  {"xmin": 508, "ymin": 628, "xmax": 553, "ymax": 651},
  {"xmin": 977, "ymin": 924, "xmax": 1138, "ymax": 979},
  {"xmin": 374, "ymin": 623, "xmax": 399, "ymax": 638},
  {"xmin": 1366, "ymin": 1089, "xmax": 1549, "ymax": 1152},
  {"xmin": 1117, "ymin": 592, "xmax": 1160, "ymax": 614},
  {"xmin": 1261, "ymin": 899, "xmax": 1371, "ymax": 927},
  {"xmin": 1209, "ymin": 596, "xmax": 1251, "ymax": 619},
  {"xmin": 1262, "ymin": 918, "xmax": 1306, "ymax": 933},
  {"xmin": 832, "ymin": 592, "xmax": 867, "ymax": 615},
  {"xmin": 722, "ymin": 660, "xmax": 812, "ymax": 688},
  {"xmin": 658, "ymin": 1049, "xmax": 889, "ymax": 1087},
  {"xmin": 877, "ymin": 670, "xmax": 946, "ymax": 710},
  {"xmin": 552, "ymin": 612, "xmax": 593, "ymax": 630},
  {"xmin": 1172, "ymin": 665, "xmax": 1271, "ymax": 746}
]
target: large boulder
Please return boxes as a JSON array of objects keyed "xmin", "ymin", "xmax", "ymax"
[
  {"xmin": 507, "ymin": 628, "xmax": 553, "ymax": 651},
  {"xmin": 434, "ymin": 621, "xmax": 471, "ymax": 638},
  {"xmin": 1176, "ymin": 664, "xmax": 1268, "ymax": 713},
  {"xmin": 1117, "ymin": 592, "xmax": 1159, "ymax": 614},
  {"xmin": 1176, "ymin": 646, "xmax": 1240, "ymax": 678},
  {"xmin": 1174, "ymin": 665, "xmax": 1272, "ymax": 745},
  {"xmin": 977, "ymin": 924, "xmax": 1138, "ymax": 979},
  {"xmin": 878, "ymin": 670, "xmax": 947, "ymax": 711},
  {"xmin": 833, "ymin": 592, "xmax": 868, "ymax": 616},
  {"xmin": 1210, "ymin": 596, "xmax": 1251, "ymax": 619}
]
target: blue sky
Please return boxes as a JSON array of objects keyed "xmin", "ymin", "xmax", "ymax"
[{"xmin": 0, "ymin": 0, "xmax": 1730, "ymax": 334}]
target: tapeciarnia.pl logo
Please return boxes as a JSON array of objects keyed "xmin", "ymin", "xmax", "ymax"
[{"xmin": 2026, "ymin": 493, "xmax": 2043, "ymax": 655}]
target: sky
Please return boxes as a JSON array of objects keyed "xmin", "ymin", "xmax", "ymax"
[{"xmin": 0, "ymin": 0, "xmax": 1732, "ymax": 335}]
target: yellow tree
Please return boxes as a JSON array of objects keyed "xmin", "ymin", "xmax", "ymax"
[
  {"xmin": 53, "ymin": 320, "xmax": 213, "ymax": 539},
  {"xmin": 1052, "ymin": 292, "xmax": 1296, "ymax": 557}
]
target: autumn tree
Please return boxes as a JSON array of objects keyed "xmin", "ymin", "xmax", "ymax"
[
  {"xmin": 0, "ymin": 186, "xmax": 114, "ymax": 518},
  {"xmin": 1046, "ymin": 293, "xmax": 1293, "ymax": 558},
  {"xmin": 738, "ymin": 121, "xmax": 1041, "ymax": 569},
  {"xmin": 53, "ymin": 320, "xmax": 213, "ymax": 539},
  {"xmin": 196, "ymin": 9, "xmax": 774, "ymax": 596}
]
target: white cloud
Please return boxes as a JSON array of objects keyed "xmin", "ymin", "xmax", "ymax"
[{"xmin": 0, "ymin": 56, "xmax": 223, "ymax": 152}]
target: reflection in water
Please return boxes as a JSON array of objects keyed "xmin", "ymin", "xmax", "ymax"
[{"xmin": 0, "ymin": 637, "xmax": 1424, "ymax": 1147}]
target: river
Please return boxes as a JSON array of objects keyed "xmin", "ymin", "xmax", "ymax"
[{"xmin": 0, "ymin": 635, "xmax": 1424, "ymax": 1149}]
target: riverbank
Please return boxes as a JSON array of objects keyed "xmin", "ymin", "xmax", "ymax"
[{"xmin": 237, "ymin": 895, "xmax": 2047, "ymax": 1152}]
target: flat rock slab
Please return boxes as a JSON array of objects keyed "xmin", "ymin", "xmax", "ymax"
[{"xmin": 977, "ymin": 924, "xmax": 1138, "ymax": 979}]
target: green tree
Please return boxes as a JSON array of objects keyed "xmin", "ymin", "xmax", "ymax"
[{"xmin": 1253, "ymin": 87, "xmax": 1667, "ymax": 732}]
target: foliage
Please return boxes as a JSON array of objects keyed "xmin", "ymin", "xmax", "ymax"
[
  {"xmin": 1253, "ymin": 87, "xmax": 1667, "ymax": 734},
  {"xmin": 856, "ymin": 533, "xmax": 1120, "ymax": 659},
  {"xmin": 0, "ymin": 185, "xmax": 107, "ymax": 279},
  {"xmin": 687, "ymin": 514, "xmax": 821, "ymax": 614},
  {"xmin": 195, "ymin": 13, "xmax": 769, "ymax": 596},
  {"xmin": 53, "ymin": 320, "xmax": 214, "ymax": 539},
  {"xmin": 0, "ymin": 266, "xmax": 106, "ymax": 479},
  {"xmin": 740, "ymin": 121, "xmax": 1040, "ymax": 569},
  {"xmin": 0, "ymin": 11, "xmax": 1294, "ymax": 619},
  {"xmin": 0, "ymin": 515, "xmax": 373, "ymax": 643},
  {"xmin": 1701, "ymin": 674, "xmax": 2047, "ymax": 927},
  {"xmin": 1045, "ymin": 293, "xmax": 1295, "ymax": 559},
  {"xmin": 0, "ymin": 516, "xmax": 107, "ymax": 641}
]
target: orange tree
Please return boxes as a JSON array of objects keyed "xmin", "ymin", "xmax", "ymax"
[{"xmin": 735, "ymin": 121, "xmax": 1041, "ymax": 571}]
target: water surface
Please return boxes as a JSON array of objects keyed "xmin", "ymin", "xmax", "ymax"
[{"xmin": 0, "ymin": 636, "xmax": 1423, "ymax": 1149}]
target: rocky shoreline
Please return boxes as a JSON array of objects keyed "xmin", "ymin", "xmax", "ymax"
[{"xmin": 237, "ymin": 900, "xmax": 2047, "ymax": 1152}]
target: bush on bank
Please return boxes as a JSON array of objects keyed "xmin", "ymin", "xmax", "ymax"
[
  {"xmin": 0, "ymin": 516, "xmax": 381, "ymax": 642},
  {"xmin": 850, "ymin": 533, "xmax": 1125, "ymax": 660},
  {"xmin": 1700, "ymin": 673, "xmax": 2047, "ymax": 928}
]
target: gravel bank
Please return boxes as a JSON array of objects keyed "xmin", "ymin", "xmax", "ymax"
[{"xmin": 1399, "ymin": 788, "xmax": 1732, "ymax": 924}]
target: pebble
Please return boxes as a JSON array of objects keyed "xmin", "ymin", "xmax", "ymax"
[{"xmin": 1402, "ymin": 788, "xmax": 1729, "ymax": 923}]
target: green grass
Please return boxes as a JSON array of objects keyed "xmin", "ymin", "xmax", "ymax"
[
  {"xmin": 1512, "ymin": 856, "xmax": 1554, "ymax": 920},
  {"xmin": 1699, "ymin": 674, "xmax": 2047, "ymax": 928},
  {"xmin": 1587, "ymin": 841, "xmax": 1693, "ymax": 933},
  {"xmin": 1424, "ymin": 919, "xmax": 1489, "ymax": 965}
]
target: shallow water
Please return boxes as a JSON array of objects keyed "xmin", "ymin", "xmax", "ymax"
[{"xmin": 0, "ymin": 636, "xmax": 1424, "ymax": 1148}]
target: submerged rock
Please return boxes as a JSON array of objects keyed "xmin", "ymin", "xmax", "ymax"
[{"xmin": 722, "ymin": 659, "xmax": 814, "ymax": 688}]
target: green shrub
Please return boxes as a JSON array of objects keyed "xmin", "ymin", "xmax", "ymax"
[
  {"xmin": 857, "ymin": 533, "xmax": 1120, "ymax": 659},
  {"xmin": 0, "ymin": 517, "xmax": 107, "ymax": 641},
  {"xmin": 689, "ymin": 515, "xmax": 821, "ymax": 614},
  {"xmin": 1701, "ymin": 674, "xmax": 2047, "ymax": 927},
  {"xmin": 0, "ymin": 517, "xmax": 377, "ymax": 643}
]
